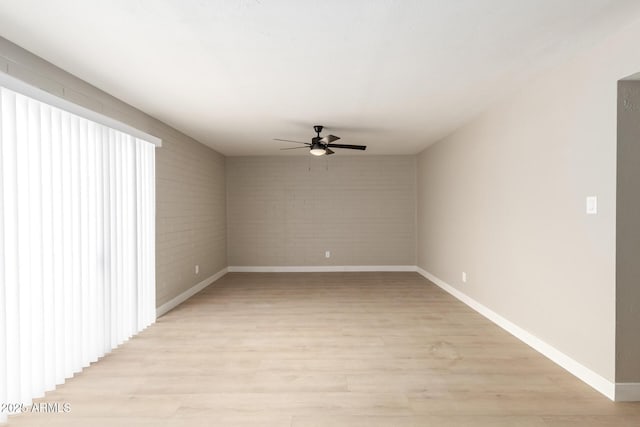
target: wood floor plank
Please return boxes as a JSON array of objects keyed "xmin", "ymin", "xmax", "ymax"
[
  {"xmin": 292, "ymin": 414, "xmax": 548, "ymax": 427},
  {"xmin": 6, "ymin": 272, "xmax": 640, "ymax": 426}
]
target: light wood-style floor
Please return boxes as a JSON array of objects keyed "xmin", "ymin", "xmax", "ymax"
[{"xmin": 8, "ymin": 272, "xmax": 640, "ymax": 426}]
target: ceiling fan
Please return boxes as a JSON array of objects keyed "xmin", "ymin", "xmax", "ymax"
[{"xmin": 274, "ymin": 125, "xmax": 367, "ymax": 156}]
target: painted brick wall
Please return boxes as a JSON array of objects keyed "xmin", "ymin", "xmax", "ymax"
[
  {"xmin": 226, "ymin": 155, "xmax": 416, "ymax": 266},
  {"xmin": 155, "ymin": 133, "xmax": 226, "ymax": 305}
]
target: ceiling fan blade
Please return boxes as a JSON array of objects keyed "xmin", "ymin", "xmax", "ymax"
[
  {"xmin": 325, "ymin": 148, "xmax": 335, "ymax": 155},
  {"xmin": 320, "ymin": 135, "xmax": 340, "ymax": 143},
  {"xmin": 279, "ymin": 146, "xmax": 309, "ymax": 150},
  {"xmin": 326, "ymin": 143, "xmax": 367, "ymax": 150},
  {"xmin": 273, "ymin": 138, "xmax": 309, "ymax": 145}
]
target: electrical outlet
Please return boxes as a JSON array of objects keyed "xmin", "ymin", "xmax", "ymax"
[
  {"xmin": 195, "ymin": 265, "xmax": 199, "ymax": 275},
  {"xmin": 462, "ymin": 272, "xmax": 467, "ymax": 283},
  {"xmin": 325, "ymin": 251, "xmax": 331, "ymax": 258}
]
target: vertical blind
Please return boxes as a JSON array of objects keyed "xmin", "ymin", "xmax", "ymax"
[{"xmin": 0, "ymin": 86, "xmax": 156, "ymax": 422}]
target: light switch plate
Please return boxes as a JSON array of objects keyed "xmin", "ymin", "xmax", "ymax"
[{"xmin": 586, "ymin": 196, "xmax": 597, "ymax": 215}]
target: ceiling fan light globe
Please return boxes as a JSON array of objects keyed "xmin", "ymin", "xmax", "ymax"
[{"xmin": 309, "ymin": 141, "xmax": 326, "ymax": 156}]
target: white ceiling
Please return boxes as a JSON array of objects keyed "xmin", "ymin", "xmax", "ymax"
[{"xmin": 1, "ymin": 1, "xmax": 639, "ymax": 156}]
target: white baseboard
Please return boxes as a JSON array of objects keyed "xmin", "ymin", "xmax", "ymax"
[
  {"xmin": 227, "ymin": 265, "xmax": 417, "ymax": 273},
  {"xmin": 415, "ymin": 267, "xmax": 617, "ymax": 401},
  {"xmin": 616, "ymin": 383, "xmax": 640, "ymax": 401},
  {"xmin": 156, "ymin": 267, "xmax": 228, "ymax": 318}
]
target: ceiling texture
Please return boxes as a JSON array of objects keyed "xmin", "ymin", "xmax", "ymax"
[{"xmin": 1, "ymin": 0, "xmax": 640, "ymax": 155}]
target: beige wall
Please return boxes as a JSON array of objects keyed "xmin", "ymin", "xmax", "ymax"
[
  {"xmin": 616, "ymin": 80, "xmax": 640, "ymax": 383},
  {"xmin": 227, "ymin": 156, "xmax": 416, "ymax": 267},
  {"xmin": 0, "ymin": 37, "xmax": 227, "ymax": 308},
  {"xmin": 417, "ymin": 18, "xmax": 640, "ymax": 382}
]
